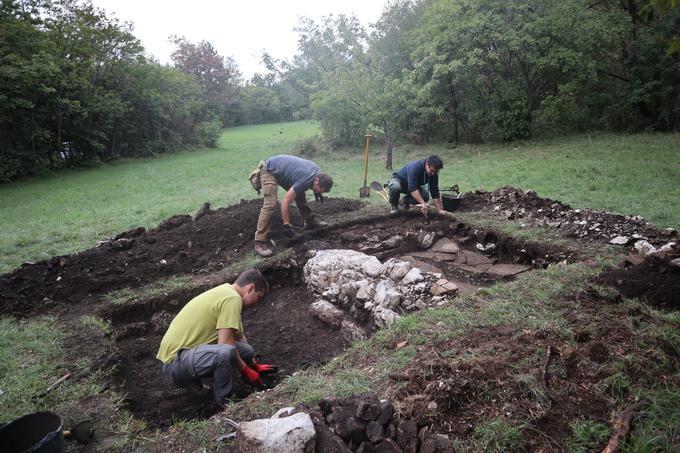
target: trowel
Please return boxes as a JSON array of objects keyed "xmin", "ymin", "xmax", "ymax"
[{"xmin": 64, "ymin": 420, "xmax": 95, "ymax": 445}]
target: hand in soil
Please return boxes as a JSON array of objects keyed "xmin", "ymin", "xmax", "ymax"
[
  {"xmin": 252, "ymin": 362, "xmax": 279, "ymax": 374},
  {"xmin": 240, "ymin": 366, "xmax": 262, "ymax": 386}
]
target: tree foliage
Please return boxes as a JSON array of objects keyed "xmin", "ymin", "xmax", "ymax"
[{"xmin": 0, "ymin": 0, "xmax": 230, "ymax": 181}]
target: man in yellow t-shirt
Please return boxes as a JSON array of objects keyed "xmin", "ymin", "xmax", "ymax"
[{"xmin": 157, "ymin": 269, "xmax": 276, "ymax": 408}]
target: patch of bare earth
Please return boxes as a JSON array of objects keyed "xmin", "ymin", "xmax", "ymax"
[{"xmin": 1, "ymin": 188, "xmax": 677, "ymax": 451}]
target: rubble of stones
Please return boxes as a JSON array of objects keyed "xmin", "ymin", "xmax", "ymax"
[
  {"xmin": 473, "ymin": 186, "xmax": 677, "ymax": 247},
  {"xmin": 232, "ymin": 393, "xmax": 452, "ymax": 453},
  {"xmin": 303, "ymin": 249, "xmax": 459, "ymax": 341}
]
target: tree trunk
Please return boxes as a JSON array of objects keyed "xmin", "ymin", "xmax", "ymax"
[{"xmin": 383, "ymin": 122, "xmax": 393, "ymax": 170}]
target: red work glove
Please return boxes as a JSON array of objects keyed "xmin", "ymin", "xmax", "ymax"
[
  {"xmin": 240, "ymin": 366, "xmax": 262, "ymax": 386},
  {"xmin": 252, "ymin": 363, "xmax": 279, "ymax": 375}
]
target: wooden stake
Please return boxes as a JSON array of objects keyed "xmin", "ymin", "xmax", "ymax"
[{"xmin": 601, "ymin": 401, "xmax": 646, "ymax": 453}]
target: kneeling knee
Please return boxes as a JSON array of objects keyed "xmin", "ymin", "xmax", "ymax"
[{"xmin": 215, "ymin": 345, "xmax": 236, "ymax": 365}]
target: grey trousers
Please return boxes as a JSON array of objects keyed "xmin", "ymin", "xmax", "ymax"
[
  {"xmin": 387, "ymin": 176, "xmax": 429, "ymax": 207},
  {"xmin": 161, "ymin": 342, "xmax": 255, "ymax": 405}
]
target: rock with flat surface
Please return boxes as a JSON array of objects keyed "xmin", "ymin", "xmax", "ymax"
[
  {"xmin": 372, "ymin": 306, "xmax": 401, "ymax": 328},
  {"xmin": 431, "ymin": 279, "xmax": 458, "ymax": 296},
  {"xmin": 455, "ymin": 250, "xmax": 493, "ymax": 266},
  {"xmin": 486, "ymin": 263, "xmax": 531, "ymax": 276},
  {"xmin": 609, "ymin": 235, "xmax": 629, "ymax": 245},
  {"xmin": 417, "ymin": 231, "xmax": 436, "ymax": 249},
  {"xmin": 402, "ymin": 267, "xmax": 424, "ymax": 285},
  {"xmin": 310, "ymin": 300, "xmax": 344, "ymax": 327},
  {"xmin": 234, "ymin": 412, "xmax": 316, "ymax": 453},
  {"xmin": 634, "ymin": 240, "xmax": 657, "ymax": 255},
  {"xmin": 382, "ymin": 258, "xmax": 412, "ymax": 279},
  {"xmin": 374, "ymin": 280, "xmax": 402, "ymax": 310},
  {"xmin": 400, "ymin": 256, "xmax": 443, "ymax": 275},
  {"xmin": 341, "ymin": 319, "xmax": 368, "ymax": 342},
  {"xmin": 431, "ymin": 238, "xmax": 460, "ymax": 254}
]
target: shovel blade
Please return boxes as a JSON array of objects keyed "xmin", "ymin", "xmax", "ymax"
[{"xmin": 359, "ymin": 186, "xmax": 370, "ymax": 198}]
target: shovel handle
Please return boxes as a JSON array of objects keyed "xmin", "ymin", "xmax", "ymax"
[{"xmin": 363, "ymin": 135, "xmax": 372, "ymax": 186}]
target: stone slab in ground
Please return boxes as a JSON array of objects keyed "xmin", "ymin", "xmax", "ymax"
[
  {"xmin": 451, "ymin": 263, "xmax": 491, "ymax": 274},
  {"xmin": 486, "ymin": 263, "xmax": 532, "ymax": 276},
  {"xmin": 430, "ymin": 238, "xmax": 460, "ymax": 254},
  {"xmin": 399, "ymin": 256, "xmax": 444, "ymax": 275},
  {"xmin": 454, "ymin": 250, "xmax": 494, "ymax": 266},
  {"xmin": 408, "ymin": 251, "xmax": 458, "ymax": 262}
]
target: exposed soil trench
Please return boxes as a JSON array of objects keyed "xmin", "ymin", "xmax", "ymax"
[
  {"xmin": 100, "ymin": 210, "xmax": 574, "ymax": 427},
  {"xmin": 1, "ymin": 191, "xmax": 676, "ymax": 445}
]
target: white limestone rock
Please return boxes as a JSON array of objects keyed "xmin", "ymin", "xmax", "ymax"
[
  {"xmin": 310, "ymin": 300, "xmax": 344, "ymax": 327},
  {"xmin": 609, "ymin": 236, "xmax": 629, "ymax": 245},
  {"xmin": 634, "ymin": 240, "xmax": 657, "ymax": 255},
  {"xmin": 372, "ymin": 305, "xmax": 401, "ymax": 328},
  {"xmin": 382, "ymin": 258, "xmax": 412, "ymax": 280},
  {"xmin": 234, "ymin": 412, "xmax": 316, "ymax": 453},
  {"xmin": 374, "ymin": 280, "xmax": 402, "ymax": 310},
  {"xmin": 402, "ymin": 268, "xmax": 424, "ymax": 285},
  {"xmin": 341, "ymin": 319, "xmax": 368, "ymax": 342}
]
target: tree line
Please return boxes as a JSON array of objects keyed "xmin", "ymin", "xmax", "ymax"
[
  {"xmin": 265, "ymin": 0, "xmax": 679, "ymax": 168},
  {"xmin": 2, "ymin": 0, "xmax": 679, "ymax": 180}
]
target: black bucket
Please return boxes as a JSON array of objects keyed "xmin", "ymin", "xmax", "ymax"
[
  {"xmin": 441, "ymin": 193, "xmax": 463, "ymax": 212},
  {"xmin": 0, "ymin": 412, "xmax": 64, "ymax": 453}
]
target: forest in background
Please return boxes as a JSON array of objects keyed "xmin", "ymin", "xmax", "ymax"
[{"xmin": 1, "ymin": 0, "xmax": 679, "ymax": 180}]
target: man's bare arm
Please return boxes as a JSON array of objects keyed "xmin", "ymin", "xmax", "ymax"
[
  {"xmin": 280, "ymin": 187, "xmax": 297, "ymax": 224},
  {"xmin": 218, "ymin": 328, "xmax": 248, "ymax": 371}
]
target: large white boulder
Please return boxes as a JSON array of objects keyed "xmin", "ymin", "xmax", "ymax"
[{"xmin": 304, "ymin": 250, "xmax": 383, "ymax": 291}]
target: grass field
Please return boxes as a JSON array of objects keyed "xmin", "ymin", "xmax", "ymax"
[{"xmin": 0, "ymin": 121, "xmax": 678, "ymax": 274}]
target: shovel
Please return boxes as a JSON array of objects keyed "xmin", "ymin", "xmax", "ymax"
[
  {"xmin": 370, "ymin": 181, "xmax": 389, "ymax": 203},
  {"xmin": 64, "ymin": 420, "xmax": 95, "ymax": 445},
  {"xmin": 359, "ymin": 134, "xmax": 372, "ymax": 198}
]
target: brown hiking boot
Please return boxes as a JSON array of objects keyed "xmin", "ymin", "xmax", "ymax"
[{"xmin": 254, "ymin": 241, "xmax": 273, "ymax": 257}]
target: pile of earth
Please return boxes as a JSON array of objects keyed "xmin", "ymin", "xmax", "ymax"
[
  {"xmin": 597, "ymin": 251, "xmax": 680, "ymax": 310},
  {"xmin": 462, "ymin": 186, "xmax": 677, "ymax": 246}
]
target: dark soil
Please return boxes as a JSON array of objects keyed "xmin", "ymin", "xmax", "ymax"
[
  {"xmin": 1, "ymin": 188, "xmax": 677, "ymax": 451},
  {"xmin": 597, "ymin": 252, "xmax": 680, "ymax": 310}
]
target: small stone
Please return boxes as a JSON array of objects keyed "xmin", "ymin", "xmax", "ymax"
[
  {"xmin": 417, "ymin": 231, "xmax": 436, "ymax": 249},
  {"xmin": 634, "ymin": 240, "xmax": 657, "ymax": 255},
  {"xmin": 658, "ymin": 242, "xmax": 676, "ymax": 253},
  {"xmin": 402, "ymin": 268, "xmax": 424, "ymax": 285},
  {"xmin": 609, "ymin": 236, "xmax": 629, "ymax": 245},
  {"xmin": 670, "ymin": 258, "xmax": 680, "ymax": 268},
  {"xmin": 430, "ymin": 279, "xmax": 458, "ymax": 296}
]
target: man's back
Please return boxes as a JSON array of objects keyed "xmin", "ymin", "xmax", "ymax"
[
  {"xmin": 266, "ymin": 155, "xmax": 319, "ymax": 193},
  {"xmin": 156, "ymin": 284, "xmax": 243, "ymax": 363}
]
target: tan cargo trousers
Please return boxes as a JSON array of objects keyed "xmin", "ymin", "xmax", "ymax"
[{"xmin": 254, "ymin": 164, "xmax": 312, "ymax": 242}]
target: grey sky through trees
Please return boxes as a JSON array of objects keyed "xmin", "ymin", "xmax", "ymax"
[{"xmin": 89, "ymin": 0, "xmax": 385, "ymax": 79}]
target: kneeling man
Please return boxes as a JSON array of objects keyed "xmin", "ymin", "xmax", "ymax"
[{"xmin": 156, "ymin": 269, "xmax": 276, "ymax": 408}]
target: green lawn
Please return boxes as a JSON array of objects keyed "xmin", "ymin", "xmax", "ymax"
[{"xmin": 1, "ymin": 121, "xmax": 678, "ymax": 274}]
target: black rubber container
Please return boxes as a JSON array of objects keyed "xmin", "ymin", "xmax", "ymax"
[
  {"xmin": 0, "ymin": 412, "xmax": 64, "ymax": 453},
  {"xmin": 441, "ymin": 193, "xmax": 462, "ymax": 212}
]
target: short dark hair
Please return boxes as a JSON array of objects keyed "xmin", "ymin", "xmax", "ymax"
[
  {"xmin": 426, "ymin": 155, "xmax": 443, "ymax": 170},
  {"xmin": 317, "ymin": 173, "xmax": 333, "ymax": 191},
  {"xmin": 235, "ymin": 269, "xmax": 269, "ymax": 293}
]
